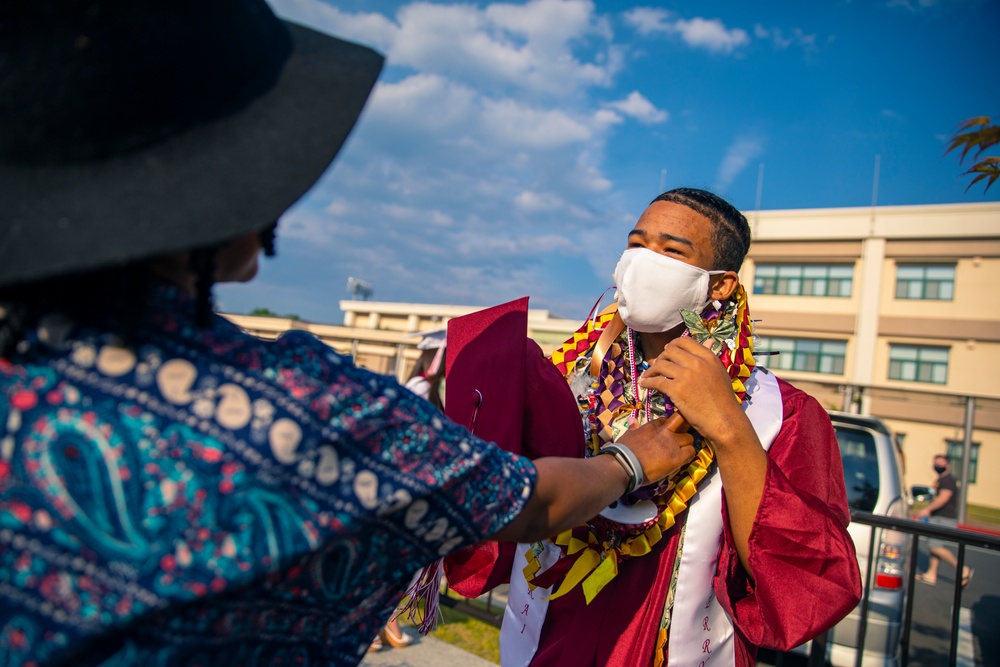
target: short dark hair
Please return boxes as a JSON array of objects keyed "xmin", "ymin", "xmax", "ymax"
[{"xmin": 651, "ymin": 188, "xmax": 751, "ymax": 271}]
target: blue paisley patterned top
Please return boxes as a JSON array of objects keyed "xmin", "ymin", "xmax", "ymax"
[{"xmin": 0, "ymin": 285, "xmax": 536, "ymax": 667}]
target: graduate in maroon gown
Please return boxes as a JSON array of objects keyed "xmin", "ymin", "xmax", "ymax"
[{"xmin": 445, "ymin": 188, "xmax": 862, "ymax": 667}]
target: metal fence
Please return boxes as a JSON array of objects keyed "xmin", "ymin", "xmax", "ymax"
[
  {"xmin": 813, "ymin": 510, "xmax": 1000, "ymax": 667},
  {"xmin": 440, "ymin": 511, "xmax": 1000, "ymax": 666}
]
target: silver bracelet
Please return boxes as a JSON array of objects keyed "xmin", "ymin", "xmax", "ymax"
[{"xmin": 599, "ymin": 442, "xmax": 645, "ymax": 495}]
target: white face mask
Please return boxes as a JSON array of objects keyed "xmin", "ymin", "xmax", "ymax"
[{"xmin": 612, "ymin": 247, "xmax": 724, "ymax": 333}]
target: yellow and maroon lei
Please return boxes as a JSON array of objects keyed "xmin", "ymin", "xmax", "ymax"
[{"xmin": 527, "ymin": 284, "xmax": 756, "ymax": 604}]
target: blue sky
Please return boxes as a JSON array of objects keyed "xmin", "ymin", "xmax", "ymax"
[{"xmin": 217, "ymin": 0, "xmax": 1000, "ymax": 323}]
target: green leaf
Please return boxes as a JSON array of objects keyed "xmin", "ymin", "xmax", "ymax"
[{"xmin": 947, "ymin": 116, "xmax": 998, "ymax": 191}]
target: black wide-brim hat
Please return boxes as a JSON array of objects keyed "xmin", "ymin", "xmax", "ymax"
[{"xmin": 0, "ymin": 0, "xmax": 384, "ymax": 287}]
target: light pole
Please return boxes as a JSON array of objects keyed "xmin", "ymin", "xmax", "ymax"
[{"xmin": 347, "ymin": 276, "xmax": 373, "ymax": 301}]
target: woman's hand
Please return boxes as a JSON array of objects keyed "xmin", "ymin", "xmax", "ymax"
[
  {"xmin": 492, "ymin": 416, "xmax": 695, "ymax": 543},
  {"xmin": 615, "ymin": 417, "xmax": 696, "ymax": 485}
]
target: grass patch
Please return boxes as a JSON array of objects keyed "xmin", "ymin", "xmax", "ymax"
[
  {"xmin": 968, "ymin": 503, "xmax": 1000, "ymax": 527},
  {"xmin": 427, "ymin": 605, "xmax": 501, "ymax": 664},
  {"xmin": 913, "ymin": 501, "xmax": 1000, "ymax": 528},
  {"xmin": 399, "ymin": 590, "xmax": 502, "ymax": 664}
]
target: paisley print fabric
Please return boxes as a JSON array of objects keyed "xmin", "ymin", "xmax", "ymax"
[{"xmin": 0, "ymin": 285, "xmax": 536, "ymax": 667}]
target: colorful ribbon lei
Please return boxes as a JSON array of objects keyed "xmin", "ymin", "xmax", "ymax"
[{"xmin": 526, "ymin": 284, "xmax": 756, "ymax": 604}]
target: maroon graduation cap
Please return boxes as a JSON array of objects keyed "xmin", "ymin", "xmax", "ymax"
[
  {"xmin": 444, "ymin": 297, "xmax": 584, "ymax": 596},
  {"xmin": 445, "ymin": 297, "xmax": 583, "ymax": 459}
]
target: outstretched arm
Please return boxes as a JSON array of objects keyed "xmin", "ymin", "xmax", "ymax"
[{"xmin": 493, "ymin": 417, "xmax": 696, "ymax": 543}]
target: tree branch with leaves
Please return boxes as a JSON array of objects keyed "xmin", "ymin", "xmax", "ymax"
[{"xmin": 946, "ymin": 116, "xmax": 1000, "ymax": 192}]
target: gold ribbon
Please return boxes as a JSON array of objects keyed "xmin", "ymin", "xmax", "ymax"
[
  {"xmin": 550, "ymin": 304, "xmax": 618, "ymax": 376},
  {"xmin": 529, "ymin": 445, "xmax": 715, "ymax": 603}
]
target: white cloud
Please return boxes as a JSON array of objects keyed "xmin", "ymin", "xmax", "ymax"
[
  {"xmin": 365, "ymin": 74, "xmax": 478, "ymax": 134},
  {"xmin": 268, "ymin": 0, "xmax": 399, "ymax": 51},
  {"xmin": 245, "ymin": 0, "xmax": 681, "ymax": 319},
  {"xmin": 274, "ymin": 0, "xmax": 621, "ymax": 97},
  {"xmin": 606, "ymin": 91, "xmax": 668, "ymax": 124},
  {"xmin": 621, "ymin": 7, "xmax": 674, "ymax": 36},
  {"xmin": 481, "ymin": 98, "xmax": 594, "ymax": 148},
  {"xmin": 456, "ymin": 229, "xmax": 577, "ymax": 256},
  {"xmin": 592, "ymin": 108, "xmax": 624, "ymax": 127},
  {"xmin": 624, "ymin": 8, "xmax": 749, "ymax": 54},
  {"xmin": 754, "ymin": 24, "xmax": 818, "ymax": 52},
  {"xmin": 323, "ymin": 198, "xmax": 352, "ymax": 217},
  {"xmin": 486, "ymin": 0, "xmax": 605, "ymax": 47},
  {"xmin": 390, "ymin": 4, "xmax": 528, "ymax": 77},
  {"xmin": 388, "ymin": 0, "xmax": 620, "ymax": 96},
  {"xmin": 887, "ymin": 0, "xmax": 945, "ymax": 10},
  {"xmin": 714, "ymin": 137, "xmax": 764, "ymax": 192},
  {"xmin": 514, "ymin": 190, "xmax": 566, "ymax": 212},
  {"xmin": 673, "ymin": 18, "xmax": 749, "ymax": 54}
]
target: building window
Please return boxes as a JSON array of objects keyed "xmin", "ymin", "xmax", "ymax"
[
  {"xmin": 757, "ymin": 337, "xmax": 847, "ymax": 375},
  {"xmin": 753, "ymin": 264, "xmax": 853, "ymax": 297},
  {"xmin": 945, "ymin": 440, "xmax": 980, "ymax": 484},
  {"xmin": 888, "ymin": 345, "xmax": 949, "ymax": 384},
  {"xmin": 895, "ymin": 265, "xmax": 955, "ymax": 300}
]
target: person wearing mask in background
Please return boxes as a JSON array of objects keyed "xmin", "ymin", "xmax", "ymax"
[
  {"xmin": 914, "ymin": 455, "xmax": 973, "ymax": 586},
  {"xmin": 0, "ymin": 3, "xmax": 696, "ymax": 665},
  {"xmin": 402, "ymin": 329, "xmax": 447, "ymax": 411}
]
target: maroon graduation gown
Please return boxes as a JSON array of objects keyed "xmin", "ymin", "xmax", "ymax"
[{"xmin": 447, "ymin": 378, "xmax": 862, "ymax": 667}]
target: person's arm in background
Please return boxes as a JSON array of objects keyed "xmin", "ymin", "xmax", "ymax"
[
  {"xmin": 493, "ymin": 417, "xmax": 696, "ymax": 542},
  {"xmin": 912, "ymin": 485, "xmax": 952, "ymax": 519}
]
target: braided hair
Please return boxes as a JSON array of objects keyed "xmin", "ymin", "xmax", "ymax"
[
  {"xmin": 0, "ymin": 262, "xmax": 153, "ymax": 356},
  {"xmin": 651, "ymin": 188, "xmax": 751, "ymax": 272},
  {"xmin": 0, "ymin": 247, "xmax": 225, "ymax": 355},
  {"xmin": 0, "ymin": 219, "xmax": 281, "ymax": 355}
]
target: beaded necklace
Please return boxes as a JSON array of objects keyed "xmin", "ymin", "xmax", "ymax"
[
  {"xmin": 626, "ymin": 327, "xmax": 652, "ymax": 424},
  {"xmin": 625, "ymin": 326, "xmax": 686, "ymax": 426}
]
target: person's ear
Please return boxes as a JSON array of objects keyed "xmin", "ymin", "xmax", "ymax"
[{"xmin": 709, "ymin": 271, "xmax": 739, "ymax": 301}]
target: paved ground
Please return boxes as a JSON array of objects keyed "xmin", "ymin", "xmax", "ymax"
[
  {"xmin": 758, "ymin": 541, "xmax": 996, "ymax": 667},
  {"xmin": 907, "ymin": 544, "xmax": 998, "ymax": 667},
  {"xmin": 359, "ymin": 626, "xmax": 498, "ymax": 667}
]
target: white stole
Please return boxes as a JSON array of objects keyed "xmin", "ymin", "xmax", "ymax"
[
  {"xmin": 499, "ymin": 368, "xmax": 784, "ymax": 667},
  {"xmin": 501, "ymin": 541, "xmax": 562, "ymax": 667},
  {"xmin": 668, "ymin": 368, "xmax": 782, "ymax": 667}
]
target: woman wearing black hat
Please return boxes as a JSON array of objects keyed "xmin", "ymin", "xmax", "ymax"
[{"xmin": 0, "ymin": 2, "xmax": 697, "ymax": 666}]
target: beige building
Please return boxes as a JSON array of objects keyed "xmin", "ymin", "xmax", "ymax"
[
  {"xmin": 225, "ymin": 300, "xmax": 579, "ymax": 384},
  {"xmin": 743, "ymin": 202, "xmax": 1000, "ymax": 509},
  {"xmin": 224, "ymin": 201, "xmax": 1000, "ymax": 509}
]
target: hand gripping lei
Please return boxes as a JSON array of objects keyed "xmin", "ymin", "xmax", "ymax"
[{"xmin": 525, "ymin": 284, "xmax": 756, "ymax": 604}]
